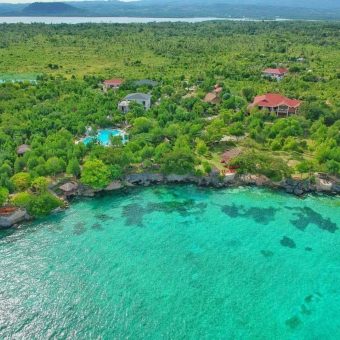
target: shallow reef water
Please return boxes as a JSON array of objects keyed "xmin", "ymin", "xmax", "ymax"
[{"xmin": 0, "ymin": 185, "xmax": 339, "ymax": 339}]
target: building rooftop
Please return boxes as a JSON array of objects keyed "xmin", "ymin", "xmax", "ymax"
[
  {"xmin": 252, "ymin": 93, "xmax": 301, "ymax": 108},
  {"xmin": 125, "ymin": 93, "xmax": 152, "ymax": 101},
  {"xmin": 104, "ymin": 78, "xmax": 123, "ymax": 86},
  {"xmin": 59, "ymin": 182, "xmax": 78, "ymax": 192}
]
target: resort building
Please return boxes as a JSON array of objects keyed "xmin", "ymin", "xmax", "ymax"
[
  {"xmin": 103, "ymin": 78, "xmax": 123, "ymax": 91},
  {"xmin": 249, "ymin": 93, "xmax": 301, "ymax": 116},
  {"xmin": 262, "ymin": 68, "xmax": 288, "ymax": 80},
  {"xmin": 204, "ymin": 84, "xmax": 223, "ymax": 104},
  {"xmin": 118, "ymin": 93, "xmax": 152, "ymax": 113}
]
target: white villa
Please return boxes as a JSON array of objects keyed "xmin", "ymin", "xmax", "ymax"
[{"xmin": 118, "ymin": 93, "xmax": 152, "ymax": 113}]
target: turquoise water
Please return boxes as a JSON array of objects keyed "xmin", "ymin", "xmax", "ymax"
[
  {"xmin": 82, "ymin": 129, "xmax": 127, "ymax": 146},
  {"xmin": 0, "ymin": 186, "xmax": 339, "ymax": 339}
]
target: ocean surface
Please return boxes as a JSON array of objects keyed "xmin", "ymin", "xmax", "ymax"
[{"xmin": 0, "ymin": 185, "xmax": 339, "ymax": 339}]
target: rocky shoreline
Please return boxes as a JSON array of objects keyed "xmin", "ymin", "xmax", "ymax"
[
  {"xmin": 1, "ymin": 172, "xmax": 339, "ymax": 229},
  {"xmin": 77, "ymin": 172, "xmax": 340, "ymax": 197}
]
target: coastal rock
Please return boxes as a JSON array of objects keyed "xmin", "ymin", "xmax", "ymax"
[
  {"xmin": 223, "ymin": 173, "xmax": 236, "ymax": 183},
  {"xmin": 315, "ymin": 177, "xmax": 333, "ymax": 192},
  {"xmin": 198, "ymin": 175, "xmax": 224, "ymax": 187},
  {"xmin": 0, "ymin": 209, "xmax": 31, "ymax": 228},
  {"xmin": 105, "ymin": 181, "xmax": 123, "ymax": 191},
  {"xmin": 281, "ymin": 179, "xmax": 312, "ymax": 196},
  {"xmin": 314, "ymin": 173, "xmax": 339, "ymax": 194},
  {"xmin": 165, "ymin": 174, "xmax": 194, "ymax": 183},
  {"xmin": 126, "ymin": 173, "xmax": 164, "ymax": 185},
  {"xmin": 239, "ymin": 174, "xmax": 271, "ymax": 186},
  {"xmin": 78, "ymin": 185, "xmax": 96, "ymax": 197}
]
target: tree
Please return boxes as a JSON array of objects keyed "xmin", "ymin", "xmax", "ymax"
[
  {"xmin": 241, "ymin": 87, "xmax": 255, "ymax": 102},
  {"xmin": 195, "ymin": 139, "xmax": 208, "ymax": 156},
  {"xmin": 109, "ymin": 165, "xmax": 123, "ymax": 180},
  {"xmin": 230, "ymin": 152, "xmax": 291, "ymax": 181},
  {"xmin": 66, "ymin": 159, "xmax": 81, "ymax": 177},
  {"xmin": 0, "ymin": 187, "xmax": 9, "ymax": 206},
  {"xmin": 161, "ymin": 138, "xmax": 196, "ymax": 175},
  {"xmin": 31, "ymin": 177, "xmax": 49, "ymax": 193},
  {"xmin": 11, "ymin": 192, "xmax": 32, "ymax": 208},
  {"xmin": 14, "ymin": 157, "xmax": 26, "ymax": 173},
  {"xmin": 296, "ymin": 160, "xmax": 316, "ymax": 178},
  {"xmin": 0, "ymin": 163, "xmax": 13, "ymax": 177},
  {"xmin": 161, "ymin": 149, "xmax": 196, "ymax": 175},
  {"xmin": 325, "ymin": 160, "xmax": 340, "ymax": 175},
  {"xmin": 11, "ymin": 172, "xmax": 31, "ymax": 191},
  {"xmin": 228, "ymin": 122, "xmax": 245, "ymax": 136},
  {"xmin": 28, "ymin": 193, "xmax": 62, "ymax": 217},
  {"xmin": 202, "ymin": 161, "xmax": 212, "ymax": 174},
  {"xmin": 81, "ymin": 159, "xmax": 111, "ymax": 189},
  {"xmin": 45, "ymin": 157, "xmax": 66, "ymax": 176},
  {"xmin": 133, "ymin": 117, "xmax": 154, "ymax": 134}
]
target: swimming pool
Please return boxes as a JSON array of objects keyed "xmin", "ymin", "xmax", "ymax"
[{"xmin": 82, "ymin": 129, "xmax": 128, "ymax": 146}]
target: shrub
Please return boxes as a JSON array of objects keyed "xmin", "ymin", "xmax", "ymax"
[
  {"xmin": 31, "ymin": 177, "xmax": 49, "ymax": 193},
  {"xmin": 66, "ymin": 159, "xmax": 81, "ymax": 177},
  {"xmin": 28, "ymin": 193, "xmax": 62, "ymax": 217},
  {"xmin": 11, "ymin": 192, "xmax": 33, "ymax": 209},
  {"xmin": 81, "ymin": 159, "xmax": 111, "ymax": 189},
  {"xmin": 11, "ymin": 172, "xmax": 31, "ymax": 191},
  {"xmin": 0, "ymin": 187, "xmax": 9, "ymax": 206}
]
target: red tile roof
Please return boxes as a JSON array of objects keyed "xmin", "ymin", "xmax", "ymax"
[
  {"xmin": 104, "ymin": 78, "xmax": 123, "ymax": 86},
  {"xmin": 252, "ymin": 93, "xmax": 301, "ymax": 108},
  {"xmin": 221, "ymin": 148, "xmax": 242, "ymax": 163},
  {"xmin": 263, "ymin": 68, "xmax": 288, "ymax": 75}
]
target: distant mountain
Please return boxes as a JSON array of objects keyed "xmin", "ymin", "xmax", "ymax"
[
  {"xmin": 0, "ymin": 0, "xmax": 339, "ymax": 20},
  {"xmin": 21, "ymin": 2, "xmax": 87, "ymax": 16}
]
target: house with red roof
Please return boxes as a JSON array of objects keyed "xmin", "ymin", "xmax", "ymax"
[
  {"xmin": 262, "ymin": 68, "xmax": 288, "ymax": 80},
  {"xmin": 249, "ymin": 93, "xmax": 301, "ymax": 116},
  {"xmin": 103, "ymin": 78, "xmax": 123, "ymax": 91}
]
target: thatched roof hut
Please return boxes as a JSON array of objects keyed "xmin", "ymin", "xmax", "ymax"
[{"xmin": 59, "ymin": 182, "xmax": 78, "ymax": 193}]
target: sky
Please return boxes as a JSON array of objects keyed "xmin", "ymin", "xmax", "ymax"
[{"xmin": 2, "ymin": 0, "xmax": 139, "ymax": 3}]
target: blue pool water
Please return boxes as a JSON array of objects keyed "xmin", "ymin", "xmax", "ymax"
[
  {"xmin": 0, "ymin": 186, "xmax": 339, "ymax": 339},
  {"xmin": 82, "ymin": 129, "xmax": 127, "ymax": 146}
]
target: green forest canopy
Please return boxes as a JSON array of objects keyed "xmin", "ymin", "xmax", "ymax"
[{"xmin": 0, "ymin": 21, "xmax": 339, "ymax": 213}]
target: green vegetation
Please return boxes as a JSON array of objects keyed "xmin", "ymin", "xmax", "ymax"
[
  {"xmin": 10, "ymin": 190, "xmax": 63, "ymax": 216},
  {"xmin": 0, "ymin": 22, "xmax": 339, "ymax": 213},
  {"xmin": 81, "ymin": 159, "xmax": 111, "ymax": 189},
  {"xmin": 0, "ymin": 187, "xmax": 9, "ymax": 206}
]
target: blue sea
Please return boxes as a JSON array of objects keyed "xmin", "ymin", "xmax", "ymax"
[{"xmin": 0, "ymin": 185, "xmax": 339, "ymax": 339}]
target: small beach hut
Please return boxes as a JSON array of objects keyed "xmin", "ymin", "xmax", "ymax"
[{"xmin": 59, "ymin": 182, "xmax": 78, "ymax": 196}]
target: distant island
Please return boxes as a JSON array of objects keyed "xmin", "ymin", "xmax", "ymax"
[
  {"xmin": 20, "ymin": 2, "xmax": 88, "ymax": 17},
  {"xmin": 0, "ymin": 0, "xmax": 340, "ymax": 20}
]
